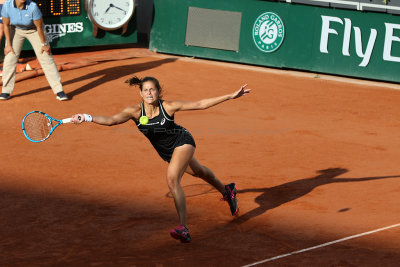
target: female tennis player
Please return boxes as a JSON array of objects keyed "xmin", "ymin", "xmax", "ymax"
[{"xmin": 71, "ymin": 76, "xmax": 251, "ymax": 243}]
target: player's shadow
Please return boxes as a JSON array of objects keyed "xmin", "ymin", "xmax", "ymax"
[
  {"xmin": 11, "ymin": 57, "xmax": 177, "ymax": 99},
  {"xmin": 235, "ymin": 168, "xmax": 400, "ymax": 224}
]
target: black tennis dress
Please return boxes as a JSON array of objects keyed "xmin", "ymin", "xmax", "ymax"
[{"xmin": 136, "ymin": 100, "xmax": 196, "ymax": 162}]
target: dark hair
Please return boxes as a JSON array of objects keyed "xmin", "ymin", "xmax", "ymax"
[{"xmin": 125, "ymin": 75, "xmax": 163, "ymax": 98}]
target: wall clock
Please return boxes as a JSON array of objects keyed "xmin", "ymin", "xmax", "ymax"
[{"xmin": 86, "ymin": 0, "xmax": 135, "ymax": 37}]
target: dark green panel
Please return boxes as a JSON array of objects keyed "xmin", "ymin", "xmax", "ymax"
[{"xmin": 150, "ymin": 0, "xmax": 400, "ymax": 83}]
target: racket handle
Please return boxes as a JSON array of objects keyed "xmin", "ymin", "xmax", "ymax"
[{"xmin": 62, "ymin": 118, "xmax": 73, "ymax": 123}]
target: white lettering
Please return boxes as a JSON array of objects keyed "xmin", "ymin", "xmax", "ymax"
[
  {"xmin": 59, "ymin": 24, "xmax": 67, "ymax": 33},
  {"xmin": 44, "ymin": 24, "xmax": 52, "ymax": 33},
  {"xmin": 45, "ymin": 22, "xmax": 84, "ymax": 34},
  {"xmin": 320, "ymin": 16, "xmax": 343, "ymax": 54},
  {"xmin": 342, "ymin": 18, "xmax": 352, "ymax": 56},
  {"xmin": 75, "ymin": 22, "xmax": 84, "ymax": 32},
  {"xmin": 66, "ymin": 23, "xmax": 75, "ymax": 33},
  {"xmin": 354, "ymin": 27, "xmax": 377, "ymax": 67},
  {"xmin": 383, "ymin": 23, "xmax": 400, "ymax": 63},
  {"xmin": 319, "ymin": 15, "xmax": 399, "ymax": 67},
  {"xmin": 44, "ymin": 22, "xmax": 84, "ymax": 43}
]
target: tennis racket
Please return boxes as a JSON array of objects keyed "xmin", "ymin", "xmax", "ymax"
[{"xmin": 22, "ymin": 111, "xmax": 76, "ymax": 142}]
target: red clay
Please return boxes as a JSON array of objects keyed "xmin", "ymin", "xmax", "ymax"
[{"xmin": 1, "ymin": 47, "xmax": 400, "ymax": 266}]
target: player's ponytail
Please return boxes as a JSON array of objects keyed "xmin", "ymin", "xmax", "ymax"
[
  {"xmin": 125, "ymin": 76, "xmax": 142, "ymax": 86},
  {"xmin": 125, "ymin": 75, "xmax": 163, "ymax": 99}
]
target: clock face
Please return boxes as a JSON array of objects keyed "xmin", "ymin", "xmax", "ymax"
[{"xmin": 89, "ymin": 0, "xmax": 135, "ymax": 30}]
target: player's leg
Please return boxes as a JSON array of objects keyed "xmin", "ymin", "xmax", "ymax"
[
  {"xmin": 185, "ymin": 156, "xmax": 225, "ymax": 194},
  {"xmin": 167, "ymin": 144, "xmax": 195, "ymax": 242},
  {"xmin": 185, "ymin": 157, "xmax": 239, "ymax": 216}
]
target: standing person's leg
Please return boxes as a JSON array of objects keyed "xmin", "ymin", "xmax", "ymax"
[
  {"xmin": 0, "ymin": 22, "xmax": 3, "ymax": 77},
  {"xmin": 1, "ymin": 27, "xmax": 24, "ymax": 97},
  {"xmin": 25, "ymin": 29, "xmax": 64, "ymax": 97},
  {"xmin": 185, "ymin": 157, "xmax": 239, "ymax": 216},
  {"xmin": 167, "ymin": 144, "xmax": 195, "ymax": 242},
  {"xmin": 0, "ymin": 4, "xmax": 4, "ymax": 73}
]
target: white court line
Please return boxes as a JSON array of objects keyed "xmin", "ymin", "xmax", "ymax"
[{"xmin": 242, "ymin": 223, "xmax": 400, "ymax": 267}]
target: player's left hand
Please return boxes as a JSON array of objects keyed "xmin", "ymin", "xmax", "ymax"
[{"xmin": 231, "ymin": 84, "xmax": 251, "ymax": 99}]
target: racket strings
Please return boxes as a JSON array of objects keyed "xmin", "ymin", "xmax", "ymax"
[{"xmin": 24, "ymin": 113, "xmax": 52, "ymax": 141}]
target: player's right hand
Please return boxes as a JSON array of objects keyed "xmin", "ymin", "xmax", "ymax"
[
  {"xmin": 4, "ymin": 45, "xmax": 15, "ymax": 56},
  {"xmin": 71, "ymin": 114, "xmax": 84, "ymax": 124}
]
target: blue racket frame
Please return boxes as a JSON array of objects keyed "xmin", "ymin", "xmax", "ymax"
[{"xmin": 22, "ymin": 111, "xmax": 72, "ymax": 143}]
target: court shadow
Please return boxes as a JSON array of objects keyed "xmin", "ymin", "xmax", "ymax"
[
  {"xmin": 11, "ymin": 57, "xmax": 177, "ymax": 99},
  {"xmin": 0, "ymin": 182, "xmax": 178, "ymax": 265},
  {"xmin": 235, "ymin": 168, "xmax": 400, "ymax": 224}
]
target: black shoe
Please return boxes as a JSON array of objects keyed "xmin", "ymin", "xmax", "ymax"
[
  {"xmin": 222, "ymin": 183, "xmax": 239, "ymax": 216},
  {"xmin": 170, "ymin": 225, "xmax": 191, "ymax": 243},
  {"xmin": 56, "ymin": 91, "xmax": 69, "ymax": 101},
  {"xmin": 0, "ymin": 93, "xmax": 10, "ymax": 100}
]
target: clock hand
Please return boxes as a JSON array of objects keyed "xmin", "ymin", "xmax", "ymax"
[
  {"xmin": 104, "ymin": 4, "xmax": 112, "ymax": 14},
  {"xmin": 110, "ymin": 4, "xmax": 127, "ymax": 13}
]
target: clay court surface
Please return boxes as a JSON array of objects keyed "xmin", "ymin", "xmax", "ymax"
[{"xmin": 1, "ymin": 47, "xmax": 400, "ymax": 266}]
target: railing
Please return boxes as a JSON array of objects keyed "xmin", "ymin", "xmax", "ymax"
[{"xmin": 276, "ymin": 0, "xmax": 400, "ymax": 14}]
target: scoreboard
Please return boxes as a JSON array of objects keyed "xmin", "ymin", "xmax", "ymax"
[{"xmin": 35, "ymin": 0, "xmax": 81, "ymax": 17}]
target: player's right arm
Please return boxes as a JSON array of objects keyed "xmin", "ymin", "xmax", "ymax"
[{"xmin": 71, "ymin": 105, "xmax": 141, "ymax": 126}]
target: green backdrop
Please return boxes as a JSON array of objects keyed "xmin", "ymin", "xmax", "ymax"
[{"xmin": 150, "ymin": 0, "xmax": 400, "ymax": 83}]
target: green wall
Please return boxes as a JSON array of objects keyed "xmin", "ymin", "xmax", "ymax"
[{"xmin": 150, "ymin": 0, "xmax": 400, "ymax": 83}]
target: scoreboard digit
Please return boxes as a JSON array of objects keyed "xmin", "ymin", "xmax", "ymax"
[{"xmin": 34, "ymin": 0, "xmax": 81, "ymax": 17}]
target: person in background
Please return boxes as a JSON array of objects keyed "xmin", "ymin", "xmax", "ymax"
[{"xmin": 0, "ymin": 0, "xmax": 68, "ymax": 101}]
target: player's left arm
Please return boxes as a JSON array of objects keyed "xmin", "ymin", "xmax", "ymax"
[{"xmin": 164, "ymin": 84, "xmax": 251, "ymax": 115}]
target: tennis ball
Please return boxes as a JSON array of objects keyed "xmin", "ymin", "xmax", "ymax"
[{"xmin": 139, "ymin": 116, "xmax": 149, "ymax": 125}]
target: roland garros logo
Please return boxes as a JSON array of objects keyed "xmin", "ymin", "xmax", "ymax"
[{"xmin": 253, "ymin": 12, "xmax": 285, "ymax": 53}]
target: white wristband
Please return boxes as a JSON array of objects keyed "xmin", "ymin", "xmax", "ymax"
[{"xmin": 83, "ymin": 114, "xmax": 93, "ymax": 122}]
